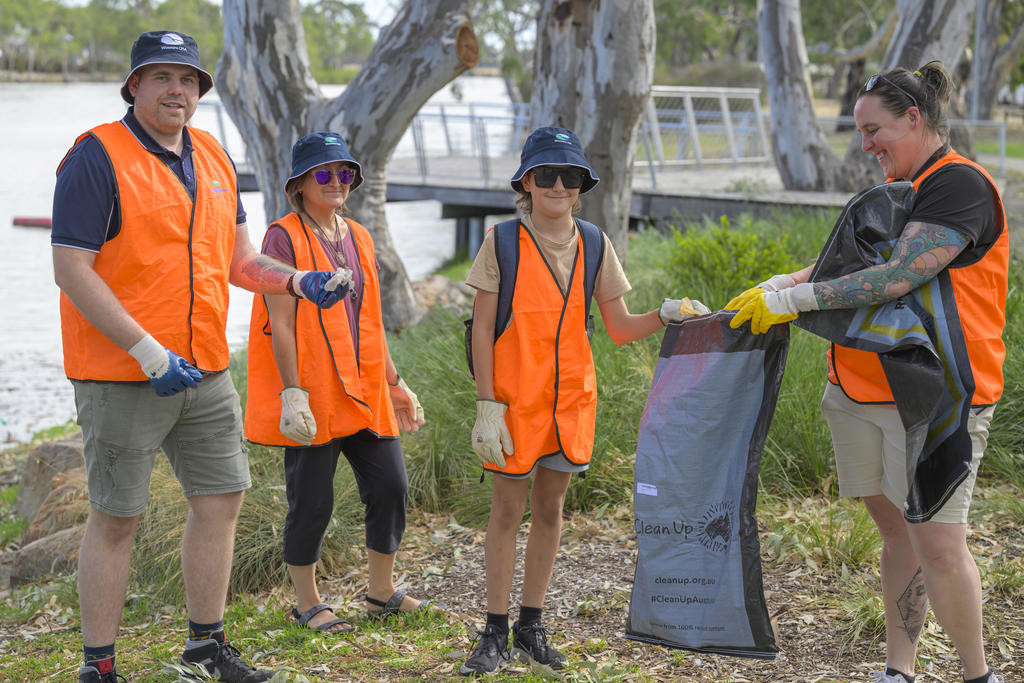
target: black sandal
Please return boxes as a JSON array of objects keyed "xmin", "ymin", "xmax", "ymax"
[
  {"xmin": 364, "ymin": 589, "xmax": 438, "ymax": 618},
  {"xmin": 291, "ymin": 603, "xmax": 355, "ymax": 633}
]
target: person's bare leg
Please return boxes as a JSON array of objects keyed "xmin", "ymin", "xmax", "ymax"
[
  {"xmin": 181, "ymin": 492, "xmax": 243, "ymax": 625},
  {"xmin": 78, "ymin": 509, "xmax": 140, "ymax": 646},
  {"xmin": 285, "ymin": 562, "xmax": 349, "ymax": 630},
  {"xmin": 485, "ymin": 476, "xmax": 530, "ymax": 615},
  {"xmin": 520, "ymin": 469, "xmax": 571, "ymax": 608},
  {"xmin": 862, "ymin": 495, "xmax": 927, "ymax": 677},
  {"xmin": 365, "ymin": 549, "xmax": 425, "ymax": 611},
  {"xmin": 907, "ymin": 520, "xmax": 988, "ymax": 679}
]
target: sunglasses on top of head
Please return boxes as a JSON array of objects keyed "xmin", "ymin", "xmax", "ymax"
[
  {"xmin": 531, "ymin": 166, "xmax": 586, "ymax": 189},
  {"xmin": 864, "ymin": 73, "xmax": 919, "ymax": 110},
  {"xmin": 313, "ymin": 168, "xmax": 356, "ymax": 185}
]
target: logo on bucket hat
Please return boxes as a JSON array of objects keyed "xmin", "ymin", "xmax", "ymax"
[
  {"xmin": 510, "ymin": 126, "xmax": 599, "ymax": 194},
  {"xmin": 119, "ymin": 30, "xmax": 214, "ymax": 104}
]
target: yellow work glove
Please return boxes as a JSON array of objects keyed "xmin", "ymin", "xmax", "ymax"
[
  {"xmin": 472, "ymin": 399, "xmax": 514, "ymax": 468},
  {"xmin": 388, "ymin": 376, "xmax": 425, "ymax": 432},
  {"xmin": 729, "ymin": 283, "xmax": 819, "ymax": 334},
  {"xmin": 725, "ymin": 286, "xmax": 766, "ymax": 311},
  {"xmin": 658, "ymin": 297, "xmax": 711, "ymax": 324},
  {"xmin": 280, "ymin": 386, "xmax": 317, "ymax": 445}
]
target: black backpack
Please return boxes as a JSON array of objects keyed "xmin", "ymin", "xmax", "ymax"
[{"xmin": 464, "ymin": 217, "xmax": 606, "ymax": 377}]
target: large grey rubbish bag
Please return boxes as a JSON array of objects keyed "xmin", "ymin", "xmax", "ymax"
[{"xmin": 626, "ymin": 312, "xmax": 784, "ymax": 659}]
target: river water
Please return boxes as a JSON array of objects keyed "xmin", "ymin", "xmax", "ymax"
[{"xmin": 0, "ymin": 77, "xmax": 507, "ymax": 444}]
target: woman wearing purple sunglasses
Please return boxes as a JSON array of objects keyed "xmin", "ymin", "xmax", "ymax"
[{"xmin": 244, "ymin": 132, "xmax": 431, "ymax": 633}]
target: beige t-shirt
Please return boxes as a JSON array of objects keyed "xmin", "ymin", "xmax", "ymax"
[{"xmin": 465, "ymin": 214, "xmax": 630, "ymax": 302}]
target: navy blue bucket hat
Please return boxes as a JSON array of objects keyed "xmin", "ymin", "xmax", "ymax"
[
  {"xmin": 510, "ymin": 126, "xmax": 599, "ymax": 194},
  {"xmin": 120, "ymin": 30, "xmax": 214, "ymax": 104},
  {"xmin": 286, "ymin": 131, "xmax": 364, "ymax": 192}
]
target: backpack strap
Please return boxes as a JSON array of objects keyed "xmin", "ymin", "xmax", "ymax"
[
  {"xmin": 575, "ymin": 218, "xmax": 606, "ymax": 320},
  {"xmin": 492, "ymin": 218, "xmax": 521, "ymax": 340}
]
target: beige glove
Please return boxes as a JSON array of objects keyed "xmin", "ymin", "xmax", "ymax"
[
  {"xmin": 472, "ymin": 399, "xmax": 514, "ymax": 468},
  {"xmin": 280, "ymin": 386, "xmax": 317, "ymax": 445},
  {"xmin": 388, "ymin": 377, "xmax": 425, "ymax": 432},
  {"xmin": 658, "ymin": 297, "xmax": 711, "ymax": 324}
]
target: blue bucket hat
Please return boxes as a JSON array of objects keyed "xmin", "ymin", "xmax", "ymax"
[
  {"xmin": 120, "ymin": 30, "xmax": 214, "ymax": 104},
  {"xmin": 286, "ymin": 131, "xmax": 364, "ymax": 192},
  {"xmin": 510, "ymin": 126, "xmax": 599, "ymax": 194}
]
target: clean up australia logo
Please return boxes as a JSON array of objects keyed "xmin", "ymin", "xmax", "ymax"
[
  {"xmin": 160, "ymin": 33, "xmax": 187, "ymax": 51},
  {"xmin": 697, "ymin": 501, "xmax": 734, "ymax": 553}
]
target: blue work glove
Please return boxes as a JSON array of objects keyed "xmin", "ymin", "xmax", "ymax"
[
  {"xmin": 291, "ymin": 268, "xmax": 352, "ymax": 308},
  {"xmin": 128, "ymin": 334, "xmax": 203, "ymax": 396}
]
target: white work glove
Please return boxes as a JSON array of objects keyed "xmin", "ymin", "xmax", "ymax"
[
  {"xmin": 757, "ymin": 274, "xmax": 796, "ymax": 292},
  {"xmin": 388, "ymin": 376, "xmax": 425, "ymax": 432},
  {"xmin": 472, "ymin": 399, "xmax": 514, "ymax": 468},
  {"xmin": 658, "ymin": 297, "xmax": 711, "ymax": 325},
  {"xmin": 279, "ymin": 386, "xmax": 317, "ymax": 445},
  {"xmin": 763, "ymin": 282, "xmax": 819, "ymax": 316}
]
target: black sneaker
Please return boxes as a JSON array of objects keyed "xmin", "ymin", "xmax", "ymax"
[
  {"xmin": 78, "ymin": 665, "xmax": 126, "ymax": 683},
  {"xmin": 179, "ymin": 633, "xmax": 273, "ymax": 683},
  {"xmin": 458, "ymin": 624, "xmax": 511, "ymax": 676},
  {"xmin": 511, "ymin": 620, "xmax": 567, "ymax": 671}
]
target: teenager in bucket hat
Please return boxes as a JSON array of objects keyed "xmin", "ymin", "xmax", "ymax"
[
  {"xmin": 459, "ymin": 126, "xmax": 710, "ymax": 676},
  {"xmin": 120, "ymin": 30, "xmax": 214, "ymax": 104},
  {"xmin": 245, "ymin": 131, "xmax": 434, "ymax": 635},
  {"xmin": 53, "ymin": 29, "xmax": 352, "ymax": 683}
]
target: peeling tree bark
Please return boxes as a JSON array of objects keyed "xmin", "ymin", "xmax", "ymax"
[
  {"xmin": 842, "ymin": 0, "xmax": 976, "ymax": 188},
  {"xmin": 528, "ymin": 0, "xmax": 655, "ymax": 260},
  {"xmin": 216, "ymin": 0, "xmax": 478, "ymax": 329},
  {"xmin": 972, "ymin": 0, "xmax": 1024, "ymax": 121},
  {"xmin": 758, "ymin": 0, "xmax": 846, "ymax": 191}
]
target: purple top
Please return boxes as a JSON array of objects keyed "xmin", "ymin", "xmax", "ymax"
[{"xmin": 262, "ymin": 217, "xmax": 376, "ymax": 340}]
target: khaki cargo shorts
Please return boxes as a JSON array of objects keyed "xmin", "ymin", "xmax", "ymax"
[
  {"xmin": 821, "ymin": 382, "xmax": 994, "ymax": 524},
  {"xmin": 74, "ymin": 370, "xmax": 251, "ymax": 517}
]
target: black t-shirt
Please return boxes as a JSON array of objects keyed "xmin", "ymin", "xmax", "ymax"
[{"xmin": 908, "ymin": 149, "xmax": 1000, "ymax": 268}]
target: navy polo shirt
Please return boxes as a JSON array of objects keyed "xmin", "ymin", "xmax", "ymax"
[{"xmin": 51, "ymin": 108, "xmax": 247, "ymax": 252}]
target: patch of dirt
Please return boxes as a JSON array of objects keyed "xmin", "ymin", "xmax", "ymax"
[{"xmin": 317, "ymin": 501, "xmax": 1023, "ymax": 682}]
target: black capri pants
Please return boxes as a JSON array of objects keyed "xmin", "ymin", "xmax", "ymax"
[{"xmin": 282, "ymin": 429, "xmax": 408, "ymax": 566}]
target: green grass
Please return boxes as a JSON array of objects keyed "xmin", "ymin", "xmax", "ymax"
[{"xmin": 976, "ymin": 140, "xmax": 1024, "ymax": 159}]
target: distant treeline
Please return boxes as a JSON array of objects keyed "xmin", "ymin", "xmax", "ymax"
[{"xmin": 0, "ymin": 0, "xmax": 376, "ymax": 84}]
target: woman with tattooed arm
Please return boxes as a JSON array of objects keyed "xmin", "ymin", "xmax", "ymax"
[{"xmin": 726, "ymin": 61, "xmax": 1007, "ymax": 683}]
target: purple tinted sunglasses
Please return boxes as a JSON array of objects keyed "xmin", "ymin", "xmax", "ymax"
[{"xmin": 313, "ymin": 168, "xmax": 356, "ymax": 185}]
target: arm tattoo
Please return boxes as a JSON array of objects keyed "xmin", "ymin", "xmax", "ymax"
[
  {"xmin": 239, "ymin": 254, "xmax": 294, "ymax": 291},
  {"xmin": 814, "ymin": 221, "xmax": 969, "ymax": 309},
  {"xmin": 896, "ymin": 567, "xmax": 928, "ymax": 643}
]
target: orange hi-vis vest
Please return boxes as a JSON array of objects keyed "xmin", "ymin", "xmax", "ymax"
[
  {"xmin": 828, "ymin": 150, "xmax": 1008, "ymax": 405},
  {"xmin": 489, "ymin": 224, "xmax": 598, "ymax": 476},
  {"xmin": 58, "ymin": 121, "xmax": 238, "ymax": 381},
  {"xmin": 244, "ymin": 213, "xmax": 398, "ymax": 447}
]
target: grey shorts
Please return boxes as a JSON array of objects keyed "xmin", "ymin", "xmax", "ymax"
[
  {"xmin": 821, "ymin": 382, "xmax": 994, "ymax": 524},
  {"xmin": 74, "ymin": 370, "xmax": 251, "ymax": 517}
]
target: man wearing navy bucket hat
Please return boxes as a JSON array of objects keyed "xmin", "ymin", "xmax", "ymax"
[
  {"xmin": 52, "ymin": 30, "xmax": 349, "ymax": 683},
  {"xmin": 244, "ymin": 132, "xmax": 432, "ymax": 636},
  {"xmin": 460, "ymin": 126, "xmax": 710, "ymax": 675}
]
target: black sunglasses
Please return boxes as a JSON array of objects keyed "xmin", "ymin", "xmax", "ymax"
[
  {"xmin": 531, "ymin": 166, "xmax": 586, "ymax": 189},
  {"xmin": 313, "ymin": 168, "xmax": 356, "ymax": 185},
  {"xmin": 865, "ymin": 73, "xmax": 919, "ymax": 110}
]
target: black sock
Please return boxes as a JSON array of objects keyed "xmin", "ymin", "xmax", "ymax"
[
  {"xmin": 964, "ymin": 671, "xmax": 993, "ymax": 683},
  {"xmin": 83, "ymin": 644, "xmax": 115, "ymax": 674},
  {"xmin": 485, "ymin": 612, "xmax": 509, "ymax": 634},
  {"xmin": 187, "ymin": 619, "xmax": 224, "ymax": 642},
  {"xmin": 518, "ymin": 605, "xmax": 543, "ymax": 628},
  {"xmin": 886, "ymin": 668, "xmax": 915, "ymax": 683}
]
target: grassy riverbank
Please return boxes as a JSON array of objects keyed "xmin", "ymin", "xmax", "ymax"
[{"xmin": 1, "ymin": 213, "xmax": 1022, "ymax": 681}]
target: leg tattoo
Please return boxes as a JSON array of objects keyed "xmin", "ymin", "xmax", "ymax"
[{"xmin": 896, "ymin": 567, "xmax": 928, "ymax": 643}]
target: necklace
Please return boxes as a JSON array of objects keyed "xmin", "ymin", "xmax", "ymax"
[{"xmin": 302, "ymin": 212, "xmax": 356, "ymax": 300}]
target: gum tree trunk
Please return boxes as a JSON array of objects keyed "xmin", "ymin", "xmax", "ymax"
[
  {"xmin": 758, "ymin": 0, "xmax": 847, "ymax": 191},
  {"xmin": 971, "ymin": 0, "xmax": 1024, "ymax": 121},
  {"xmin": 216, "ymin": 0, "xmax": 479, "ymax": 329},
  {"xmin": 842, "ymin": 0, "xmax": 976, "ymax": 188},
  {"xmin": 528, "ymin": 0, "xmax": 656, "ymax": 260}
]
